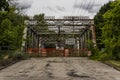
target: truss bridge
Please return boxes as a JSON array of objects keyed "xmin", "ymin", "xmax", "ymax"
[{"xmin": 23, "ymin": 16, "xmax": 96, "ymax": 57}]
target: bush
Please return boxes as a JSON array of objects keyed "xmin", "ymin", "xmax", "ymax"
[
  {"xmin": 11, "ymin": 52, "xmax": 29, "ymax": 60},
  {"xmin": 0, "ymin": 59, "xmax": 13, "ymax": 66},
  {"xmin": 0, "ymin": 51, "xmax": 29, "ymax": 60}
]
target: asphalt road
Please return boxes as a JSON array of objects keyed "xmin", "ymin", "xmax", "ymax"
[{"xmin": 0, "ymin": 57, "xmax": 120, "ymax": 80}]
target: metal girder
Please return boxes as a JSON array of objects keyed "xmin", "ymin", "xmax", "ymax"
[
  {"xmin": 44, "ymin": 19, "xmax": 93, "ymax": 21},
  {"xmin": 37, "ymin": 32, "xmax": 81, "ymax": 35},
  {"xmin": 27, "ymin": 16, "xmax": 93, "ymax": 26},
  {"xmin": 80, "ymin": 26, "xmax": 90, "ymax": 37},
  {"xmin": 44, "ymin": 16, "xmax": 93, "ymax": 21},
  {"xmin": 26, "ymin": 16, "xmax": 94, "ymax": 36},
  {"xmin": 29, "ymin": 24, "xmax": 91, "ymax": 26}
]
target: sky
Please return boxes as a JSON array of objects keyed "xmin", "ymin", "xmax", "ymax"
[{"xmin": 14, "ymin": 0, "xmax": 113, "ymax": 19}]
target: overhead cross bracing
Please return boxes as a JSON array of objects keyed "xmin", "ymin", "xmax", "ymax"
[{"xmin": 27, "ymin": 16, "xmax": 94, "ymax": 35}]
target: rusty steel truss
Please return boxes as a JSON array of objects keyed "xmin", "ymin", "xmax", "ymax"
[{"xmin": 23, "ymin": 16, "xmax": 96, "ymax": 56}]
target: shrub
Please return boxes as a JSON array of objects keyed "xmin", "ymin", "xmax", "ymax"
[{"xmin": 11, "ymin": 52, "xmax": 29, "ymax": 60}]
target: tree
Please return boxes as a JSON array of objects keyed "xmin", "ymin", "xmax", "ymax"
[
  {"xmin": 33, "ymin": 14, "xmax": 48, "ymax": 31},
  {"xmin": 94, "ymin": 0, "xmax": 120, "ymax": 60},
  {"xmin": 0, "ymin": 0, "xmax": 29, "ymax": 50},
  {"xmin": 0, "ymin": 0, "xmax": 9, "ymax": 11},
  {"xmin": 94, "ymin": 1, "xmax": 112, "ymax": 50},
  {"xmin": 102, "ymin": 0, "xmax": 120, "ymax": 59}
]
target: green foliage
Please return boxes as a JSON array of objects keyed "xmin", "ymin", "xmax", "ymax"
[
  {"xmin": 34, "ymin": 14, "xmax": 45, "ymax": 22},
  {"xmin": 33, "ymin": 14, "xmax": 48, "ymax": 31},
  {"xmin": 94, "ymin": 1, "xmax": 112, "ymax": 49},
  {"xmin": 0, "ymin": 51, "xmax": 29, "ymax": 61},
  {"xmin": 0, "ymin": 1, "xmax": 29, "ymax": 50},
  {"xmin": 107, "ymin": 60, "xmax": 120, "ymax": 68},
  {"xmin": 94, "ymin": 1, "xmax": 120, "ymax": 60},
  {"xmin": 0, "ymin": 0, "xmax": 9, "ymax": 11},
  {"xmin": 11, "ymin": 52, "xmax": 29, "ymax": 60},
  {"xmin": 0, "ymin": 1, "xmax": 30, "ymax": 61},
  {"xmin": 44, "ymin": 43, "xmax": 56, "ymax": 48}
]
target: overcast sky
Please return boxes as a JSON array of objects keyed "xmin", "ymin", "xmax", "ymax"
[{"xmin": 15, "ymin": 0, "xmax": 113, "ymax": 18}]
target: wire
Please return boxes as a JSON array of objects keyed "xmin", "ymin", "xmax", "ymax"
[
  {"xmin": 83, "ymin": 0, "xmax": 93, "ymax": 17},
  {"xmin": 82, "ymin": 0, "xmax": 97, "ymax": 19},
  {"xmin": 71, "ymin": 0, "xmax": 78, "ymax": 16},
  {"xmin": 91, "ymin": 0, "xmax": 100, "ymax": 19},
  {"xmin": 78, "ymin": 0, "xmax": 88, "ymax": 16},
  {"xmin": 74, "ymin": 0, "xmax": 85, "ymax": 16}
]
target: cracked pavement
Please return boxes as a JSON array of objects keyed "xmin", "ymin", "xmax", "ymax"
[{"xmin": 0, "ymin": 57, "xmax": 120, "ymax": 80}]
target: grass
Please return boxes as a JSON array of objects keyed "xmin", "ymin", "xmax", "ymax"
[
  {"xmin": 0, "ymin": 51, "xmax": 30, "ymax": 69},
  {"xmin": 107, "ymin": 60, "xmax": 120, "ymax": 67},
  {"xmin": 103, "ymin": 60, "xmax": 120, "ymax": 71},
  {"xmin": 0, "ymin": 51, "xmax": 29, "ymax": 61}
]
